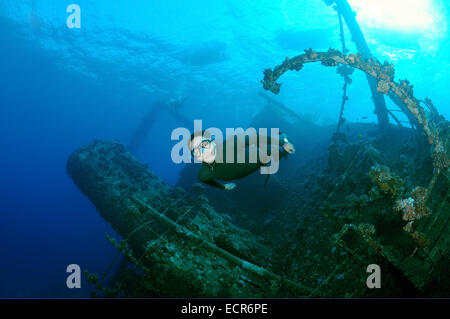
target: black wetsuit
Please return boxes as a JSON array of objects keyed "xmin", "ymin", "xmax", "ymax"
[{"xmin": 197, "ymin": 133, "xmax": 288, "ymax": 190}]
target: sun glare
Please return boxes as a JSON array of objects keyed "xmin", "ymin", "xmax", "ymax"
[{"xmin": 347, "ymin": 0, "xmax": 435, "ymax": 31}]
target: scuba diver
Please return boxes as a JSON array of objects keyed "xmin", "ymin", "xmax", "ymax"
[{"xmin": 188, "ymin": 130, "xmax": 295, "ymax": 190}]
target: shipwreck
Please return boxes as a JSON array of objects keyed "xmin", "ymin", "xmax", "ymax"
[{"xmin": 66, "ymin": 0, "xmax": 449, "ymax": 297}]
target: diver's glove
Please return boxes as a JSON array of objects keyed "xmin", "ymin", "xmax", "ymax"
[
  {"xmin": 224, "ymin": 183, "xmax": 236, "ymax": 191},
  {"xmin": 280, "ymin": 133, "xmax": 295, "ymax": 154}
]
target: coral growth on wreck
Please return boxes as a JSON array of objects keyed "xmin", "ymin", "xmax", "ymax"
[{"xmin": 369, "ymin": 164, "xmax": 404, "ymax": 196}]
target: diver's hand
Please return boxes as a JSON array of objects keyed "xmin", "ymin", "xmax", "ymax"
[
  {"xmin": 224, "ymin": 183, "xmax": 236, "ymax": 191},
  {"xmin": 282, "ymin": 140, "xmax": 295, "ymax": 154}
]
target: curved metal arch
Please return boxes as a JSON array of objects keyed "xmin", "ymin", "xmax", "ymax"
[{"xmin": 261, "ymin": 48, "xmax": 448, "ymax": 171}]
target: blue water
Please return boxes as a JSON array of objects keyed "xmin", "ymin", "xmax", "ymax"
[{"xmin": 0, "ymin": 0, "xmax": 449, "ymax": 297}]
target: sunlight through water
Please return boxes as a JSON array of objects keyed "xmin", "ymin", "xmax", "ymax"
[{"xmin": 348, "ymin": 0, "xmax": 435, "ymax": 31}]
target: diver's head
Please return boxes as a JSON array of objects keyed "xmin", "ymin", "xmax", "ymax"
[{"xmin": 189, "ymin": 130, "xmax": 216, "ymax": 164}]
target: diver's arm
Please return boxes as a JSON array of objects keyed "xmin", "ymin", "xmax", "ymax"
[
  {"xmin": 201, "ymin": 179, "xmax": 236, "ymax": 191},
  {"xmin": 261, "ymin": 132, "xmax": 295, "ymax": 154},
  {"xmin": 198, "ymin": 169, "xmax": 236, "ymax": 191},
  {"xmin": 202, "ymin": 179, "xmax": 226, "ymax": 190},
  {"xmin": 198, "ymin": 166, "xmax": 228, "ymax": 190},
  {"xmin": 235, "ymin": 132, "xmax": 294, "ymax": 158},
  {"xmin": 243, "ymin": 132, "xmax": 288, "ymax": 147}
]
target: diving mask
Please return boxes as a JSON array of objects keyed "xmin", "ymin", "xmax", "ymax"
[{"xmin": 191, "ymin": 135, "xmax": 216, "ymax": 158}]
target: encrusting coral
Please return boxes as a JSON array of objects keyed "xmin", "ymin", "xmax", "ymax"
[
  {"xmin": 394, "ymin": 186, "xmax": 431, "ymax": 238},
  {"xmin": 261, "ymin": 48, "xmax": 449, "ymax": 178},
  {"xmin": 369, "ymin": 164, "xmax": 404, "ymax": 197}
]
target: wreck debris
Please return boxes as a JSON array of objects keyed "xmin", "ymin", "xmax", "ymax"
[
  {"xmin": 335, "ymin": 64, "xmax": 353, "ymax": 134},
  {"xmin": 395, "ymin": 186, "xmax": 432, "ymax": 242},
  {"xmin": 263, "ymin": 51, "xmax": 448, "ymax": 292},
  {"xmin": 334, "ymin": 1, "xmax": 353, "ymax": 135},
  {"xmin": 67, "ymin": 140, "xmax": 312, "ymax": 297},
  {"xmin": 369, "ymin": 164, "xmax": 404, "ymax": 197},
  {"xmin": 315, "ymin": 125, "xmax": 448, "ymax": 291},
  {"xmin": 325, "ymin": 0, "xmax": 390, "ymax": 128},
  {"xmin": 261, "ymin": 49, "xmax": 449, "ymax": 180}
]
